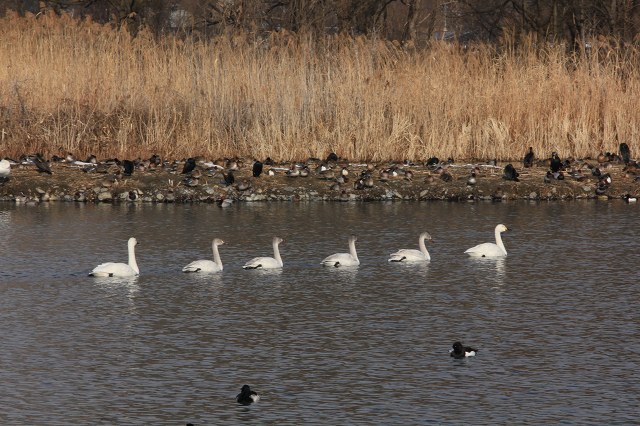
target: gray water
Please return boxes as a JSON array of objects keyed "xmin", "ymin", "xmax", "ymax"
[{"xmin": 0, "ymin": 201, "xmax": 638, "ymax": 425}]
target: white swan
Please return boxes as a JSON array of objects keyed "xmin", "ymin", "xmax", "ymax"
[
  {"xmin": 389, "ymin": 232, "xmax": 433, "ymax": 262},
  {"xmin": 90, "ymin": 237, "xmax": 140, "ymax": 277},
  {"xmin": 464, "ymin": 224, "xmax": 508, "ymax": 258},
  {"xmin": 321, "ymin": 235, "xmax": 360, "ymax": 267},
  {"xmin": 182, "ymin": 238, "xmax": 224, "ymax": 273},
  {"xmin": 243, "ymin": 237, "xmax": 284, "ymax": 269}
]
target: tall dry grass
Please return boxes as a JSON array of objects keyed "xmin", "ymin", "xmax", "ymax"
[{"xmin": 1, "ymin": 12, "xmax": 639, "ymax": 162}]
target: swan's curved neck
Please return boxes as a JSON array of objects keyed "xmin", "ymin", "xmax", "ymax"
[
  {"xmin": 212, "ymin": 242, "xmax": 223, "ymax": 270},
  {"xmin": 349, "ymin": 238, "xmax": 359, "ymax": 261},
  {"xmin": 128, "ymin": 243, "xmax": 139, "ymax": 274},
  {"xmin": 272, "ymin": 240, "xmax": 283, "ymax": 266},
  {"xmin": 418, "ymin": 236, "xmax": 431, "ymax": 260},
  {"xmin": 494, "ymin": 229, "xmax": 507, "ymax": 256}
]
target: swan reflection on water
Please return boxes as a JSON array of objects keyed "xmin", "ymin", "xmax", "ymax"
[
  {"xmin": 387, "ymin": 260, "xmax": 430, "ymax": 277},
  {"xmin": 323, "ymin": 263, "xmax": 359, "ymax": 282},
  {"xmin": 91, "ymin": 275, "xmax": 140, "ymax": 299},
  {"xmin": 467, "ymin": 257, "xmax": 506, "ymax": 286},
  {"xmin": 246, "ymin": 267, "xmax": 284, "ymax": 277}
]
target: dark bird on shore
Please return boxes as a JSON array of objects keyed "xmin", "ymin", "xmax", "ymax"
[
  {"xmin": 544, "ymin": 171, "xmax": 553, "ymax": 183},
  {"xmin": 33, "ymin": 154, "xmax": 52, "ymax": 175},
  {"xmin": 264, "ymin": 157, "xmax": 275, "ymax": 166},
  {"xmin": 620, "ymin": 143, "xmax": 631, "ymax": 164},
  {"xmin": 86, "ymin": 154, "xmax": 97, "ymax": 164},
  {"xmin": 252, "ymin": 160, "xmax": 263, "ymax": 177},
  {"xmin": 122, "ymin": 160, "xmax": 134, "ymax": 176},
  {"xmin": 523, "ymin": 147, "xmax": 535, "ymax": 168},
  {"xmin": 503, "ymin": 164, "xmax": 520, "ymax": 181},
  {"xmin": 222, "ymin": 170, "xmax": 235, "ymax": 186},
  {"xmin": 550, "ymin": 152, "xmax": 562, "ymax": 173},
  {"xmin": 182, "ymin": 158, "xmax": 196, "ymax": 174},
  {"xmin": 149, "ymin": 154, "xmax": 161, "ymax": 167},
  {"xmin": 425, "ymin": 156, "xmax": 439, "ymax": 167},
  {"xmin": 450, "ymin": 342, "xmax": 478, "ymax": 359},
  {"xmin": 591, "ymin": 166, "xmax": 602, "ymax": 177},
  {"xmin": 326, "ymin": 152, "xmax": 338, "ymax": 162},
  {"xmin": 440, "ymin": 170, "xmax": 453, "ymax": 182},
  {"xmin": 236, "ymin": 384, "xmax": 259, "ymax": 405}
]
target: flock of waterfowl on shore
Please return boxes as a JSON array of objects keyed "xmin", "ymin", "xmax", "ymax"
[
  {"xmin": 88, "ymin": 224, "xmax": 508, "ymax": 277},
  {"xmin": 2, "ymin": 143, "xmax": 639, "ymax": 203}
]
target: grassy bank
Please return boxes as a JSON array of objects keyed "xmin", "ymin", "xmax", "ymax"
[{"xmin": 1, "ymin": 12, "xmax": 639, "ymax": 162}]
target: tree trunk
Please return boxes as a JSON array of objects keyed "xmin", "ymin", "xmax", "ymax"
[{"xmin": 402, "ymin": 0, "xmax": 419, "ymax": 43}]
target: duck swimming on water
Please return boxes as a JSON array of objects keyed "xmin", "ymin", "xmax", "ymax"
[{"xmin": 236, "ymin": 385, "xmax": 260, "ymax": 405}]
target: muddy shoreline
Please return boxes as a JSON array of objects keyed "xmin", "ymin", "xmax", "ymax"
[{"xmin": 1, "ymin": 158, "xmax": 638, "ymax": 204}]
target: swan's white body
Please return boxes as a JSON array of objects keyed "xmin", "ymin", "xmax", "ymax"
[
  {"xmin": 0, "ymin": 159, "xmax": 11, "ymax": 178},
  {"xmin": 465, "ymin": 224, "xmax": 508, "ymax": 258},
  {"xmin": 389, "ymin": 232, "xmax": 432, "ymax": 262},
  {"xmin": 183, "ymin": 238, "xmax": 224, "ymax": 273},
  {"xmin": 243, "ymin": 237, "xmax": 284, "ymax": 269},
  {"xmin": 90, "ymin": 237, "xmax": 139, "ymax": 277},
  {"xmin": 321, "ymin": 235, "xmax": 360, "ymax": 267}
]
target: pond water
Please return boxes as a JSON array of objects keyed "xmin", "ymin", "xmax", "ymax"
[{"xmin": 0, "ymin": 200, "xmax": 638, "ymax": 424}]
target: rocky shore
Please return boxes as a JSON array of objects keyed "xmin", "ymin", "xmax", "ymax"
[{"xmin": 1, "ymin": 157, "xmax": 638, "ymax": 204}]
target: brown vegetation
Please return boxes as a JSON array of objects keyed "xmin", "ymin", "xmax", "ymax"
[{"xmin": 0, "ymin": 13, "xmax": 639, "ymax": 162}]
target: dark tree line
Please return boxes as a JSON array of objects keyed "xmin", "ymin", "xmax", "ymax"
[{"xmin": 2, "ymin": 1, "xmax": 639, "ymax": 46}]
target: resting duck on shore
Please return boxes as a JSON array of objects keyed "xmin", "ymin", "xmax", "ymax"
[
  {"xmin": 503, "ymin": 164, "xmax": 520, "ymax": 181},
  {"xmin": 523, "ymin": 147, "xmax": 535, "ymax": 168}
]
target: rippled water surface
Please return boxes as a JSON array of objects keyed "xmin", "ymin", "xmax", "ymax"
[{"xmin": 1, "ymin": 201, "xmax": 639, "ymax": 424}]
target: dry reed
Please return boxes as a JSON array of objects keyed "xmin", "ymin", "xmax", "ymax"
[{"xmin": 1, "ymin": 12, "xmax": 639, "ymax": 162}]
